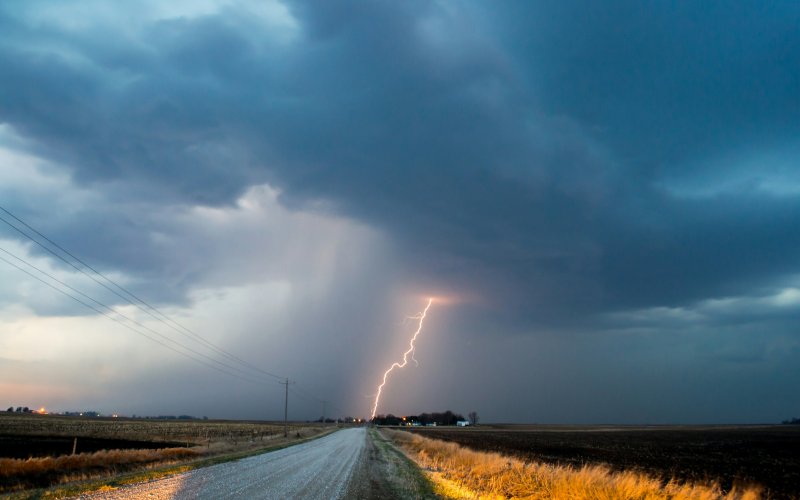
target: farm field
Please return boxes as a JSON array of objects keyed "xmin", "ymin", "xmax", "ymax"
[
  {"xmin": 0, "ymin": 412, "xmax": 328, "ymax": 495},
  {"xmin": 0, "ymin": 412, "xmax": 306, "ymax": 445},
  {"xmin": 405, "ymin": 425, "xmax": 800, "ymax": 499}
]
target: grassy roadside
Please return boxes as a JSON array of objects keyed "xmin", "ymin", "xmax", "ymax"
[
  {"xmin": 370, "ymin": 428, "xmax": 439, "ymax": 499},
  {"xmin": 2, "ymin": 428, "xmax": 339, "ymax": 500}
]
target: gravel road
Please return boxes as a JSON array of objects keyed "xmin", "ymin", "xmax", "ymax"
[{"xmin": 78, "ymin": 428, "xmax": 365, "ymax": 500}]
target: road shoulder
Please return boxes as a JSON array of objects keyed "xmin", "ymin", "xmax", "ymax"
[{"xmin": 344, "ymin": 427, "xmax": 439, "ymax": 499}]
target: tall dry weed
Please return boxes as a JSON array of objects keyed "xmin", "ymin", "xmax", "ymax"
[
  {"xmin": 386, "ymin": 430, "xmax": 762, "ymax": 500},
  {"xmin": 0, "ymin": 447, "xmax": 199, "ymax": 482}
]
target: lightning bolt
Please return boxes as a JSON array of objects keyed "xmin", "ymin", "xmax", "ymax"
[{"xmin": 370, "ymin": 297, "xmax": 433, "ymax": 419}]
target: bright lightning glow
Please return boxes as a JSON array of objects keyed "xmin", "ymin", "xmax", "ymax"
[{"xmin": 370, "ymin": 297, "xmax": 433, "ymax": 419}]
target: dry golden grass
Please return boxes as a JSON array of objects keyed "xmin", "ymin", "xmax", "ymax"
[
  {"xmin": 0, "ymin": 447, "xmax": 200, "ymax": 493},
  {"xmin": 0, "ymin": 447, "xmax": 199, "ymax": 478},
  {"xmin": 385, "ymin": 429, "xmax": 763, "ymax": 500}
]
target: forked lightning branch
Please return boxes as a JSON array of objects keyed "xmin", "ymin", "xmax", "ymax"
[{"xmin": 370, "ymin": 298, "xmax": 434, "ymax": 419}]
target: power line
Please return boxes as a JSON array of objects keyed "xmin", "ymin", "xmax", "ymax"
[
  {"xmin": 0, "ymin": 205, "xmax": 284, "ymax": 381},
  {"xmin": 0, "ymin": 252, "xmax": 267, "ymax": 385},
  {"xmin": 289, "ymin": 385, "xmax": 348, "ymax": 420},
  {"xmin": 0, "ymin": 244, "xmax": 280, "ymax": 384},
  {"xmin": 290, "ymin": 384, "xmax": 326, "ymax": 403},
  {"xmin": 0, "ymin": 205, "xmax": 349, "ymax": 418},
  {"xmin": 0, "ymin": 206, "xmax": 282, "ymax": 380}
]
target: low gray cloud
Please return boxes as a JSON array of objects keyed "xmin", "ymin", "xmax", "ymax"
[{"xmin": 1, "ymin": 0, "xmax": 798, "ymax": 422}]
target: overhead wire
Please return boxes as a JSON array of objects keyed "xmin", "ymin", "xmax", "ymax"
[
  {"xmin": 289, "ymin": 385, "xmax": 322, "ymax": 403},
  {"xmin": 289, "ymin": 384, "xmax": 351, "ymax": 419},
  {"xmin": 0, "ymin": 205, "xmax": 284, "ymax": 381},
  {"xmin": 0, "ymin": 244, "xmax": 278, "ymax": 383},
  {"xmin": 0, "ymin": 205, "xmax": 348, "ymax": 416},
  {"xmin": 0, "ymin": 252, "xmax": 267, "ymax": 385}
]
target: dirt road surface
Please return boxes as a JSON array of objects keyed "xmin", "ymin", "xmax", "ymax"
[{"xmin": 78, "ymin": 428, "xmax": 365, "ymax": 499}]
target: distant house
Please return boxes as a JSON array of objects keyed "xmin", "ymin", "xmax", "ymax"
[
  {"xmin": 402, "ymin": 415, "xmax": 421, "ymax": 426},
  {"xmin": 456, "ymin": 420, "xmax": 470, "ymax": 427}
]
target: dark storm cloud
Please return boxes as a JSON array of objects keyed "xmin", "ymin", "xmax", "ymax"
[
  {"xmin": 2, "ymin": 0, "xmax": 800, "ymax": 424},
  {"xmin": 484, "ymin": 1, "xmax": 800, "ymax": 169},
  {"xmin": 1, "ymin": 0, "xmax": 799, "ymax": 321}
]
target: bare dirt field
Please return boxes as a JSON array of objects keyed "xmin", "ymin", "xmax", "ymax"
[{"xmin": 405, "ymin": 424, "xmax": 800, "ymax": 499}]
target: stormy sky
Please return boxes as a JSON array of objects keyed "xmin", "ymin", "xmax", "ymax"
[{"xmin": 1, "ymin": 1, "xmax": 798, "ymax": 423}]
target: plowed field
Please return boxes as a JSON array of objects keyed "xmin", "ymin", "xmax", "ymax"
[{"xmin": 406, "ymin": 425, "xmax": 800, "ymax": 499}]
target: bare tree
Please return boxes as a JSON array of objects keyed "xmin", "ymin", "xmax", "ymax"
[{"xmin": 468, "ymin": 411, "xmax": 479, "ymax": 425}]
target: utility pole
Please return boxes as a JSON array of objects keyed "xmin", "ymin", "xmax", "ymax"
[{"xmin": 280, "ymin": 378, "xmax": 293, "ymax": 437}]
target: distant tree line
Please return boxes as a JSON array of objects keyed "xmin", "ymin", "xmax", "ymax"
[
  {"xmin": 6, "ymin": 406, "xmax": 32, "ymax": 413},
  {"xmin": 372, "ymin": 410, "xmax": 466, "ymax": 426},
  {"xmin": 782, "ymin": 417, "xmax": 800, "ymax": 425},
  {"xmin": 3, "ymin": 407, "xmax": 217, "ymax": 420},
  {"xmin": 148, "ymin": 415, "xmax": 199, "ymax": 420},
  {"xmin": 418, "ymin": 411, "xmax": 466, "ymax": 426},
  {"xmin": 130, "ymin": 414, "xmax": 208, "ymax": 420},
  {"xmin": 371, "ymin": 414, "xmax": 402, "ymax": 425}
]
